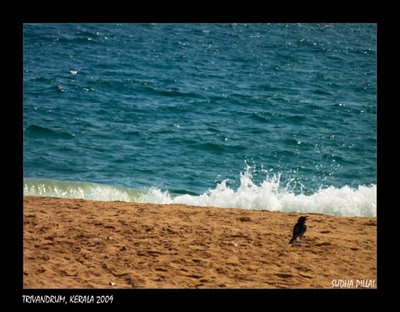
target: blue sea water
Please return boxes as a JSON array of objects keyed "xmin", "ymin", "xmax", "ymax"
[{"xmin": 23, "ymin": 23, "xmax": 377, "ymax": 216}]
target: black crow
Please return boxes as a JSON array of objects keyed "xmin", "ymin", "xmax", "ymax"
[{"xmin": 289, "ymin": 216, "xmax": 307, "ymax": 245}]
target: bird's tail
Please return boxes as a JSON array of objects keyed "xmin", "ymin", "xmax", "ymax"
[{"xmin": 289, "ymin": 238, "xmax": 294, "ymax": 244}]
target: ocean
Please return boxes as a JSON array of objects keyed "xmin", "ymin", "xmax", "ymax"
[{"xmin": 23, "ymin": 23, "xmax": 377, "ymax": 217}]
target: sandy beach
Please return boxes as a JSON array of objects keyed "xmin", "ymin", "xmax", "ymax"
[{"xmin": 23, "ymin": 196, "xmax": 376, "ymax": 289}]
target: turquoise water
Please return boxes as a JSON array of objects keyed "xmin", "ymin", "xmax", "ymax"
[{"xmin": 24, "ymin": 23, "xmax": 376, "ymax": 216}]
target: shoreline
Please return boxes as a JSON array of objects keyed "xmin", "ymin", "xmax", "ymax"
[{"xmin": 23, "ymin": 196, "xmax": 377, "ymax": 288}]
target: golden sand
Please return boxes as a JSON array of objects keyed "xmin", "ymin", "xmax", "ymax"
[{"xmin": 23, "ymin": 196, "xmax": 376, "ymax": 288}]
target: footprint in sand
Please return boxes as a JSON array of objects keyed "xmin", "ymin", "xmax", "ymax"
[
  {"xmin": 104, "ymin": 225, "xmax": 116, "ymax": 230},
  {"xmin": 299, "ymin": 273, "xmax": 313, "ymax": 279},
  {"xmin": 186, "ymin": 274, "xmax": 202, "ymax": 279},
  {"xmin": 277, "ymin": 273, "xmax": 293, "ymax": 278},
  {"xmin": 155, "ymin": 267, "xmax": 168, "ymax": 272},
  {"xmin": 315, "ymin": 242, "xmax": 332, "ymax": 246}
]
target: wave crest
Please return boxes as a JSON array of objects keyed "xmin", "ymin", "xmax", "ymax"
[
  {"xmin": 24, "ymin": 167, "xmax": 376, "ymax": 217},
  {"xmin": 139, "ymin": 168, "xmax": 376, "ymax": 217}
]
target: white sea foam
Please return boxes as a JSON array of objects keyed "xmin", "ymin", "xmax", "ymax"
[
  {"xmin": 24, "ymin": 169, "xmax": 376, "ymax": 217},
  {"xmin": 138, "ymin": 169, "xmax": 376, "ymax": 217}
]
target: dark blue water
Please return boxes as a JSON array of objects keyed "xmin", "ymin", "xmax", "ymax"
[{"xmin": 24, "ymin": 23, "xmax": 376, "ymax": 216}]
